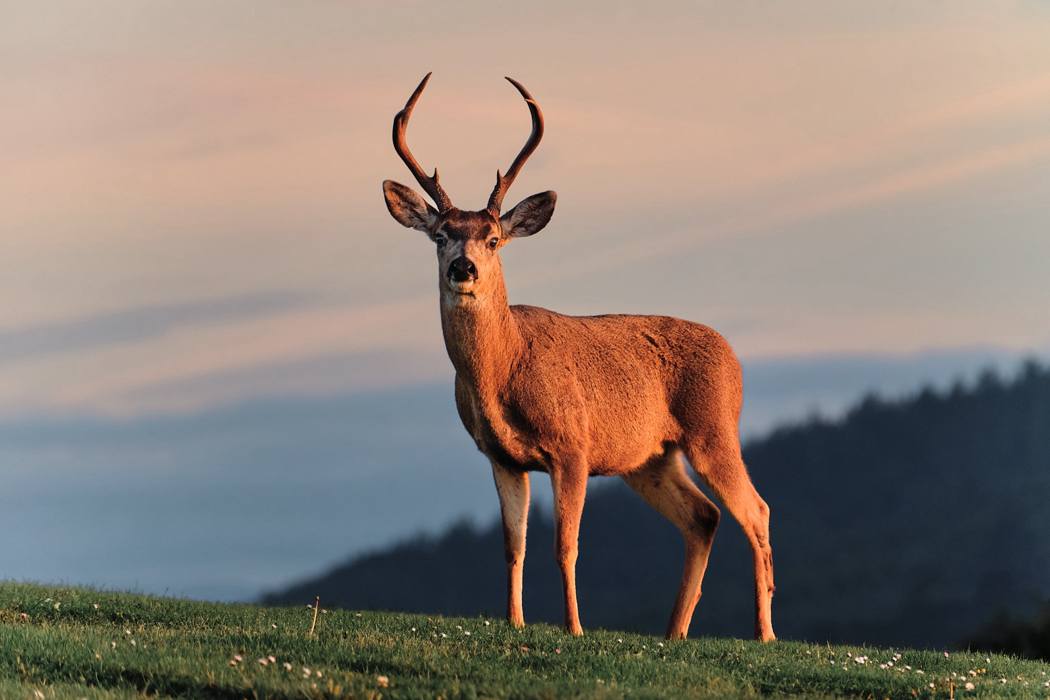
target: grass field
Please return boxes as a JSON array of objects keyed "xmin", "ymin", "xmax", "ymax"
[{"xmin": 2, "ymin": 583, "xmax": 1048, "ymax": 699}]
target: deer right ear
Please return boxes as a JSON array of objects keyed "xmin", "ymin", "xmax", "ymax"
[
  {"xmin": 500, "ymin": 191, "xmax": 557, "ymax": 238},
  {"xmin": 383, "ymin": 180, "xmax": 439, "ymax": 232}
]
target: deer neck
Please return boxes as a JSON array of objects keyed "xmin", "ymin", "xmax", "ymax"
[{"xmin": 440, "ymin": 272, "xmax": 523, "ymax": 393}]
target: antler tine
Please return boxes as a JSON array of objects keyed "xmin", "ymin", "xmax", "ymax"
[
  {"xmin": 487, "ymin": 76, "xmax": 545, "ymax": 215},
  {"xmin": 392, "ymin": 72, "xmax": 454, "ymax": 212}
]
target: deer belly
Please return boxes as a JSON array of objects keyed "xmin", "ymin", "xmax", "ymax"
[{"xmin": 585, "ymin": 411, "xmax": 672, "ymax": 476}]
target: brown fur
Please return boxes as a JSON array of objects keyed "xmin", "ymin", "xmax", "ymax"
[{"xmin": 381, "ymin": 76, "xmax": 775, "ymax": 642}]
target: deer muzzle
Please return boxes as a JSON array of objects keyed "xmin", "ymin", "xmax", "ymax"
[{"xmin": 447, "ymin": 256, "xmax": 478, "ymax": 287}]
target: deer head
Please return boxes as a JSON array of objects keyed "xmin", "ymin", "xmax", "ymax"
[{"xmin": 382, "ymin": 74, "xmax": 557, "ymax": 304}]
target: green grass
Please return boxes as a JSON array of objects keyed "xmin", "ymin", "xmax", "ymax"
[{"xmin": 2, "ymin": 583, "xmax": 1048, "ymax": 699}]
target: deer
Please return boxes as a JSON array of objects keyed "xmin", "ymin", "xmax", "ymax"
[{"xmin": 381, "ymin": 73, "xmax": 776, "ymax": 642}]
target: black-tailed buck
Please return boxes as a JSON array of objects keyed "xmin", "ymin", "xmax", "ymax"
[{"xmin": 381, "ymin": 73, "xmax": 775, "ymax": 641}]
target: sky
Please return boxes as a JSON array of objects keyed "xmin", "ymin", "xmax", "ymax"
[{"xmin": 1, "ymin": 1, "xmax": 1049, "ymax": 600}]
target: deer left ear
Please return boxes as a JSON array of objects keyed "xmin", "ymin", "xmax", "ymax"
[
  {"xmin": 500, "ymin": 191, "xmax": 556, "ymax": 238},
  {"xmin": 383, "ymin": 180, "xmax": 439, "ymax": 232}
]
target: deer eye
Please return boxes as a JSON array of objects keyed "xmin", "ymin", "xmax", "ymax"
[
  {"xmin": 433, "ymin": 234, "xmax": 447, "ymax": 248},
  {"xmin": 487, "ymin": 237, "xmax": 500, "ymax": 250}
]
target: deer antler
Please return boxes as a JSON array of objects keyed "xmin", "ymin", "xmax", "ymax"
[
  {"xmin": 392, "ymin": 72, "xmax": 454, "ymax": 212},
  {"xmin": 487, "ymin": 77, "xmax": 545, "ymax": 216}
]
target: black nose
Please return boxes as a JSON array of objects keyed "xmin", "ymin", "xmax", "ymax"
[{"xmin": 447, "ymin": 256, "xmax": 477, "ymax": 283}]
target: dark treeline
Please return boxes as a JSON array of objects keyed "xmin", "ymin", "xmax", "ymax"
[
  {"xmin": 968, "ymin": 603, "xmax": 1050, "ymax": 661},
  {"xmin": 265, "ymin": 360, "xmax": 1050, "ymax": 653}
]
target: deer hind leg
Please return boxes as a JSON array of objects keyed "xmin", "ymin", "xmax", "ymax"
[
  {"xmin": 491, "ymin": 462, "xmax": 530, "ymax": 628},
  {"xmin": 623, "ymin": 448, "xmax": 720, "ymax": 640},
  {"xmin": 683, "ymin": 436, "xmax": 776, "ymax": 642},
  {"xmin": 549, "ymin": 464, "xmax": 587, "ymax": 636}
]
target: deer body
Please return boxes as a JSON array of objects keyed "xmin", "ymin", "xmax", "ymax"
[
  {"xmin": 448, "ymin": 303, "xmax": 741, "ymax": 478},
  {"xmin": 382, "ymin": 74, "xmax": 775, "ymax": 641}
]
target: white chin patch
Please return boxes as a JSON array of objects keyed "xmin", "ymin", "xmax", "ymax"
[
  {"xmin": 442, "ymin": 284, "xmax": 478, "ymax": 306},
  {"xmin": 447, "ymin": 281, "xmax": 476, "ymax": 295}
]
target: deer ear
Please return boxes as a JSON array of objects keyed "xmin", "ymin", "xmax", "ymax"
[
  {"xmin": 383, "ymin": 180, "xmax": 439, "ymax": 232},
  {"xmin": 500, "ymin": 191, "xmax": 556, "ymax": 238}
]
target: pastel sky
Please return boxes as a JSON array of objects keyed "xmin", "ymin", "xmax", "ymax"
[
  {"xmin": 2, "ymin": 2, "xmax": 1049, "ymax": 600},
  {"xmin": 4, "ymin": 0, "xmax": 1049, "ymax": 420}
]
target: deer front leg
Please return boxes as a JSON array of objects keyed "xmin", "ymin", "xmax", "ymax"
[
  {"xmin": 491, "ymin": 462, "xmax": 529, "ymax": 628},
  {"xmin": 550, "ymin": 465, "xmax": 587, "ymax": 636}
]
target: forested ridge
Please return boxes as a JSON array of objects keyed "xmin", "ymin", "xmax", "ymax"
[{"xmin": 265, "ymin": 360, "xmax": 1050, "ymax": 653}]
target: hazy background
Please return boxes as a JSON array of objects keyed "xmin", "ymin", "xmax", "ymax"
[{"xmin": 2, "ymin": 2, "xmax": 1048, "ymax": 601}]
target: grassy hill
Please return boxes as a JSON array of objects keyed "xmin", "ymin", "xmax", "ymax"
[{"xmin": 3, "ymin": 583, "xmax": 1049, "ymax": 699}]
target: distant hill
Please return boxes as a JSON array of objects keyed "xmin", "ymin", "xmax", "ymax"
[{"xmin": 263, "ymin": 360, "xmax": 1050, "ymax": 649}]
